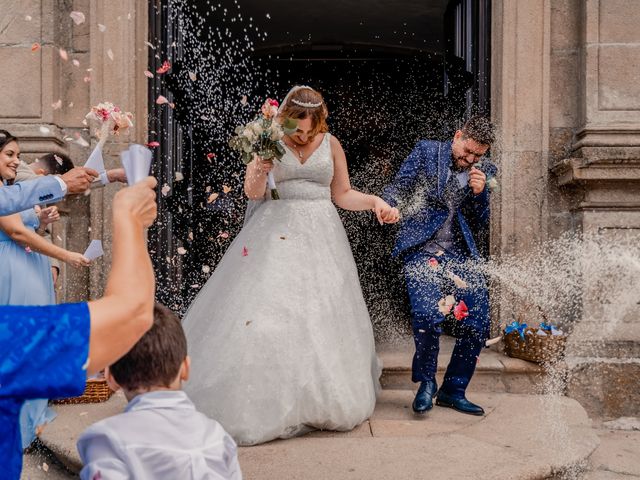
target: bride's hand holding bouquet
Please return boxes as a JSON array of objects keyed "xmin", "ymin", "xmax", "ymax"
[{"xmin": 230, "ymin": 98, "xmax": 297, "ymax": 200}]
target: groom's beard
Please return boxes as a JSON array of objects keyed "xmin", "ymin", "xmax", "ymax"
[{"xmin": 452, "ymin": 154, "xmax": 473, "ymax": 172}]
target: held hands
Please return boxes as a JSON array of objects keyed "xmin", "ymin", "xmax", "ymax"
[
  {"xmin": 372, "ymin": 197, "xmax": 401, "ymax": 225},
  {"xmin": 469, "ymin": 167, "xmax": 487, "ymax": 195},
  {"xmin": 112, "ymin": 176, "xmax": 158, "ymax": 228}
]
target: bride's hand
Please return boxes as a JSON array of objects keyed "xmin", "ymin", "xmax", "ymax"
[
  {"xmin": 372, "ymin": 197, "xmax": 400, "ymax": 225},
  {"xmin": 254, "ymin": 156, "xmax": 274, "ymax": 174},
  {"xmin": 383, "ymin": 207, "xmax": 401, "ymax": 224}
]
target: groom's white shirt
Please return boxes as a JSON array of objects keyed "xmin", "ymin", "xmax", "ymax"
[{"xmin": 77, "ymin": 390, "xmax": 242, "ymax": 480}]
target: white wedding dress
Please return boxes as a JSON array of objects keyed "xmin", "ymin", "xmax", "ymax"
[{"xmin": 182, "ymin": 133, "xmax": 381, "ymax": 445}]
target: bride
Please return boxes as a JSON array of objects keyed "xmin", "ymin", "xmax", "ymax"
[{"xmin": 182, "ymin": 85, "xmax": 400, "ymax": 445}]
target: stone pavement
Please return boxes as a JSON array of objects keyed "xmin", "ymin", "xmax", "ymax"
[
  {"xmin": 36, "ymin": 390, "xmax": 600, "ymax": 479},
  {"xmin": 22, "ymin": 339, "xmax": 640, "ymax": 479}
]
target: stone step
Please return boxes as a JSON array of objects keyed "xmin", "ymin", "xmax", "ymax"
[
  {"xmin": 39, "ymin": 390, "xmax": 599, "ymax": 480},
  {"xmin": 378, "ymin": 335, "xmax": 555, "ymax": 394}
]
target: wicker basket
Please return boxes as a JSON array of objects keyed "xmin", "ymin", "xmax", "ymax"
[
  {"xmin": 52, "ymin": 378, "xmax": 114, "ymax": 405},
  {"xmin": 503, "ymin": 327, "xmax": 567, "ymax": 364}
]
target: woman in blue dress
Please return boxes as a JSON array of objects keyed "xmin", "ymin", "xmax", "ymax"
[{"xmin": 0, "ymin": 131, "xmax": 91, "ymax": 448}]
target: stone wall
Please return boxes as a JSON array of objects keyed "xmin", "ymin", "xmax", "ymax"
[
  {"xmin": 493, "ymin": 0, "xmax": 640, "ymax": 418},
  {"xmin": 0, "ymin": 0, "xmax": 148, "ymax": 302}
]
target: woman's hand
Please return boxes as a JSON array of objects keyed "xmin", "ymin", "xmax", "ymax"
[
  {"xmin": 254, "ymin": 156, "xmax": 274, "ymax": 175},
  {"xmin": 372, "ymin": 197, "xmax": 401, "ymax": 225},
  {"xmin": 64, "ymin": 251, "xmax": 92, "ymax": 268},
  {"xmin": 37, "ymin": 206, "xmax": 60, "ymax": 226}
]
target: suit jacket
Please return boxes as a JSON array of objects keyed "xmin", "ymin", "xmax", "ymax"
[
  {"xmin": 77, "ymin": 390, "xmax": 243, "ymax": 480},
  {"xmin": 0, "ymin": 176, "xmax": 64, "ymax": 216},
  {"xmin": 383, "ymin": 140, "xmax": 497, "ymax": 259}
]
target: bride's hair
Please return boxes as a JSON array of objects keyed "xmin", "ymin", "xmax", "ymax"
[{"xmin": 278, "ymin": 87, "xmax": 329, "ymax": 138}]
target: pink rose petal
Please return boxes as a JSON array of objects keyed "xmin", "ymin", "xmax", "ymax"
[
  {"xmin": 156, "ymin": 60, "xmax": 171, "ymax": 74},
  {"xmin": 242, "ymin": 246, "xmax": 248, "ymax": 257}
]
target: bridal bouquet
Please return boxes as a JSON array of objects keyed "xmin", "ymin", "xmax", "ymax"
[
  {"xmin": 85, "ymin": 102, "xmax": 134, "ymax": 183},
  {"xmin": 229, "ymin": 98, "xmax": 297, "ymax": 200}
]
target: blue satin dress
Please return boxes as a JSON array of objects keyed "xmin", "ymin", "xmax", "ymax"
[{"xmin": 0, "ymin": 207, "xmax": 57, "ymax": 448}]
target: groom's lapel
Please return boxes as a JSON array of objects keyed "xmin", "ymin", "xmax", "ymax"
[{"xmin": 436, "ymin": 141, "xmax": 453, "ymax": 196}]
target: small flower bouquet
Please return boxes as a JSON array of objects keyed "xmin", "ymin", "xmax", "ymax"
[
  {"xmin": 85, "ymin": 102, "xmax": 133, "ymax": 182},
  {"xmin": 228, "ymin": 98, "xmax": 297, "ymax": 200}
]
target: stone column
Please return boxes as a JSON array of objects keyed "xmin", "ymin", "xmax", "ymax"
[
  {"xmin": 86, "ymin": 0, "xmax": 149, "ymax": 298},
  {"xmin": 491, "ymin": 0, "xmax": 552, "ymax": 257},
  {"xmin": 550, "ymin": 0, "xmax": 640, "ymax": 418}
]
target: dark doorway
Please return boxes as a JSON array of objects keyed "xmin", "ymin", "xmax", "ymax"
[{"xmin": 148, "ymin": 0, "xmax": 491, "ymax": 339}]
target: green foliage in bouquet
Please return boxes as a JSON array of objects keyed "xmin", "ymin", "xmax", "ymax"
[{"xmin": 228, "ymin": 98, "xmax": 298, "ymax": 166}]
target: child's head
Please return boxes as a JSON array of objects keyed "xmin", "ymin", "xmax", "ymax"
[{"xmin": 107, "ymin": 303, "xmax": 190, "ymax": 399}]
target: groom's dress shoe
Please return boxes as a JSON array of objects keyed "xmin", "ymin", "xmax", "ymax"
[
  {"xmin": 412, "ymin": 380, "xmax": 438, "ymax": 414},
  {"xmin": 435, "ymin": 391, "xmax": 485, "ymax": 416}
]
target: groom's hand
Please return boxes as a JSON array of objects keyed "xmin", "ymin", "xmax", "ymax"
[{"xmin": 469, "ymin": 167, "xmax": 486, "ymax": 195}]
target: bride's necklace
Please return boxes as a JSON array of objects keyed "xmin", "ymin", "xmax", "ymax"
[{"xmin": 285, "ymin": 137, "xmax": 311, "ymax": 159}]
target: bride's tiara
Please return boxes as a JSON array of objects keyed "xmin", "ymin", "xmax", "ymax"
[{"xmin": 291, "ymin": 98, "xmax": 322, "ymax": 108}]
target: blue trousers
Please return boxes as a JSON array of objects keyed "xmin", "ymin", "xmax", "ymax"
[{"xmin": 403, "ymin": 247, "xmax": 490, "ymax": 398}]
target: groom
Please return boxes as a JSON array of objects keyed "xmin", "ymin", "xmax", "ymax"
[{"xmin": 383, "ymin": 116, "xmax": 497, "ymax": 416}]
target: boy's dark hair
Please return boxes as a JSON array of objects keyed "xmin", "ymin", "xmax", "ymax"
[
  {"xmin": 461, "ymin": 116, "xmax": 496, "ymax": 146},
  {"xmin": 110, "ymin": 303, "xmax": 188, "ymax": 391},
  {"xmin": 35, "ymin": 153, "xmax": 75, "ymax": 176}
]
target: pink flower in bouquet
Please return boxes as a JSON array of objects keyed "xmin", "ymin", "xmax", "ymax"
[
  {"xmin": 111, "ymin": 110, "xmax": 134, "ymax": 134},
  {"xmin": 86, "ymin": 102, "xmax": 133, "ymax": 138},
  {"xmin": 453, "ymin": 300, "xmax": 469, "ymax": 321},
  {"xmin": 261, "ymin": 98, "xmax": 279, "ymax": 119},
  {"xmin": 428, "ymin": 257, "xmax": 439, "ymax": 269}
]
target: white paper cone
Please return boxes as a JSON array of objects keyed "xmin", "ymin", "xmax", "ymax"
[
  {"xmin": 120, "ymin": 149, "xmax": 132, "ymax": 184},
  {"xmin": 85, "ymin": 144, "xmax": 105, "ymax": 173},
  {"xmin": 126, "ymin": 144, "xmax": 152, "ymax": 184},
  {"xmin": 83, "ymin": 239, "xmax": 104, "ymax": 261}
]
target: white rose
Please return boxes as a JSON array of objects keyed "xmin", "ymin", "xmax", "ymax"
[
  {"xmin": 242, "ymin": 127, "xmax": 256, "ymax": 142},
  {"xmin": 250, "ymin": 121, "xmax": 264, "ymax": 135},
  {"xmin": 270, "ymin": 126, "xmax": 284, "ymax": 141}
]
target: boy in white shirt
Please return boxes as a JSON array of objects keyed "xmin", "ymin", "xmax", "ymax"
[{"xmin": 77, "ymin": 303, "xmax": 242, "ymax": 480}]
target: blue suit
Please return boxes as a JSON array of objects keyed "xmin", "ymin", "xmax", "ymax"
[
  {"xmin": 0, "ymin": 176, "xmax": 64, "ymax": 216},
  {"xmin": 383, "ymin": 140, "xmax": 497, "ymax": 398}
]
